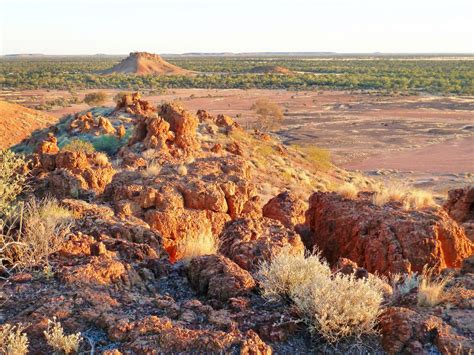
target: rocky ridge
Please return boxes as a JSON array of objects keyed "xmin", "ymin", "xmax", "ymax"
[{"xmin": 1, "ymin": 93, "xmax": 473, "ymax": 354}]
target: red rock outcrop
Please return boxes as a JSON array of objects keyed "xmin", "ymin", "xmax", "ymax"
[
  {"xmin": 262, "ymin": 191, "xmax": 306, "ymax": 229},
  {"xmin": 219, "ymin": 217, "xmax": 305, "ymax": 273},
  {"xmin": 305, "ymin": 192, "xmax": 473, "ymax": 275},
  {"xmin": 186, "ymin": 254, "xmax": 256, "ymax": 301},
  {"xmin": 444, "ymin": 185, "xmax": 474, "ymax": 241},
  {"xmin": 69, "ymin": 112, "xmax": 117, "ymax": 136},
  {"xmin": 31, "ymin": 142, "xmax": 116, "ymax": 198},
  {"xmin": 114, "ymin": 92, "xmax": 156, "ymax": 116},
  {"xmin": 35, "ymin": 133, "xmax": 59, "ymax": 155},
  {"xmin": 159, "ymin": 103, "xmax": 200, "ymax": 152},
  {"xmin": 379, "ymin": 307, "xmax": 474, "ymax": 354}
]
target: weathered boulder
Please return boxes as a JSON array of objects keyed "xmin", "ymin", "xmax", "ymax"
[
  {"xmin": 35, "ymin": 133, "xmax": 59, "ymax": 155},
  {"xmin": 444, "ymin": 185, "xmax": 474, "ymax": 241},
  {"xmin": 262, "ymin": 191, "xmax": 306, "ymax": 228},
  {"xmin": 305, "ymin": 192, "xmax": 473, "ymax": 275},
  {"xmin": 186, "ymin": 254, "xmax": 256, "ymax": 301},
  {"xmin": 160, "ymin": 103, "xmax": 200, "ymax": 152},
  {"xmin": 379, "ymin": 307, "xmax": 474, "ymax": 354},
  {"xmin": 219, "ymin": 217, "xmax": 305, "ymax": 273},
  {"xmin": 114, "ymin": 92, "xmax": 156, "ymax": 116}
]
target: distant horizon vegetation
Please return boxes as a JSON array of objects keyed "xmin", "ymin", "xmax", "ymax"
[{"xmin": 1, "ymin": 53, "xmax": 473, "ymax": 95}]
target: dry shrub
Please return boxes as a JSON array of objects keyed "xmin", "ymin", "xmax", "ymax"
[
  {"xmin": 92, "ymin": 152, "xmax": 109, "ymax": 167},
  {"xmin": 0, "ymin": 149, "xmax": 26, "ymax": 219},
  {"xmin": 251, "ymin": 98, "xmax": 284, "ymax": 131},
  {"xmin": 257, "ymin": 247, "xmax": 330, "ymax": 301},
  {"xmin": 391, "ymin": 272, "xmax": 421, "ymax": 298},
  {"xmin": 292, "ymin": 273, "xmax": 383, "ymax": 343},
  {"xmin": 141, "ymin": 161, "xmax": 161, "ymax": 178},
  {"xmin": 44, "ymin": 317, "xmax": 82, "ymax": 354},
  {"xmin": 61, "ymin": 139, "xmax": 95, "ymax": 154},
  {"xmin": 258, "ymin": 248, "xmax": 384, "ymax": 343},
  {"xmin": 417, "ymin": 267, "xmax": 453, "ymax": 307},
  {"xmin": 83, "ymin": 91, "xmax": 107, "ymax": 106},
  {"xmin": 176, "ymin": 229, "xmax": 219, "ymax": 262},
  {"xmin": 336, "ymin": 182, "xmax": 359, "ymax": 199},
  {"xmin": 176, "ymin": 164, "xmax": 188, "ymax": 176},
  {"xmin": 0, "ymin": 197, "xmax": 73, "ymax": 273},
  {"xmin": 0, "ymin": 324, "xmax": 29, "ymax": 355}
]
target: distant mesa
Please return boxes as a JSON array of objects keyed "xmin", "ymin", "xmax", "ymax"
[
  {"xmin": 101, "ymin": 52, "xmax": 194, "ymax": 76},
  {"xmin": 250, "ymin": 65, "xmax": 294, "ymax": 74}
]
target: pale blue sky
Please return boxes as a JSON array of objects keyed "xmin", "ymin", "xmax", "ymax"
[{"xmin": 1, "ymin": 0, "xmax": 473, "ymax": 55}]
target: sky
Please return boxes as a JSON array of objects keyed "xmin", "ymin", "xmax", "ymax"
[{"xmin": 1, "ymin": 0, "xmax": 473, "ymax": 55}]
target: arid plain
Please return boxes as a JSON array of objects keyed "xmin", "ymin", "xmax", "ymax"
[{"xmin": 2, "ymin": 88, "xmax": 472, "ymax": 193}]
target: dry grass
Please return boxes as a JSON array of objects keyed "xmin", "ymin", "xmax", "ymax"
[
  {"xmin": 336, "ymin": 182, "xmax": 359, "ymax": 199},
  {"xmin": 371, "ymin": 183, "xmax": 436, "ymax": 210},
  {"xmin": 417, "ymin": 267, "xmax": 453, "ymax": 307},
  {"xmin": 141, "ymin": 161, "xmax": 161, "ymax": 178},
  {"xmin": 61, "ymin": 139, "xmax": 95, "ymax": 154},
  {"xmin": 258, "ymin": 247, "xmax": 384, "ymax": 343},
  {"xmin": 0, "ymin": 197, "xmax": 73, "ymax": 273},
  {"xmin": 0, "ymin": 324, "xmax": 29, "ymax": 355},
  {"xmin": 44, "ymin": 317, "xmax": 82, "ymax": 354},
  {"xmin": 176, "ymin": 229, "xmax": 219, "ymax": 262},
  {"xmin": 291, "ymin": 144, "xmax": 331, "ymax": 172}
]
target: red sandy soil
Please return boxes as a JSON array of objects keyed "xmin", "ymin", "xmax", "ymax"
[
  {"xmin": 1, "ymin": 88, "xmax": 472, "ymax": 188},
  {"xmin": 345, "ymin": 136, "xmax": 474, "ymax": 173},
  {"xmin": 0, "ymin": 100, "xmax": 59, "ymax": 149}
]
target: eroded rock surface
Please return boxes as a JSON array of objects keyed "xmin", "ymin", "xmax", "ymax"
[{"xmin": 305, "ymin": 192, "xmax": 473, "ymax": 275}]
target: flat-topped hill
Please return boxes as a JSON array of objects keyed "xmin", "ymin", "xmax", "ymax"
[{"xmin": 101, "ymin": 52, "xmax": 193, "ymax": 76}]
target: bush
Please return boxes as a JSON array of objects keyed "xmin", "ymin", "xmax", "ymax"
[
  {"xmin": 257, "ymin": 248, "xmax": 330, "ymax": 301},
  {"xmin": 61, "ymin": 139, "xmax": 95, "ymax": 154},
  {"xmin": 44, "ymin": 317, "xmax": 82, "ymax": 354},
  {"xmin": 0, "ymin": 150, "xmax": 26, "ymax": 219},
  {"xmin": 141, "ymin": 161, "xmax": 161, "ymax": 178},
  {"xmin": 251, "ymin": 98, "xmax": 284, "ymax": 131},
  {"xmin": 0, "ymin": 324, "xmax": 29, "ymax": 355},
  {"xmin": 83, "ymin": 91, "xmax": 107, "ymax": 106},
  {"xmin": 258, "ymin": 247, "xmax": 384, "ymax": 343},
  {"xmin": 0, "ymin": 198, "xmax": 73, "ymax": 272},
  {"xmin": 91, "ymin": 135, "xmax": 122, "ymax": 155}
]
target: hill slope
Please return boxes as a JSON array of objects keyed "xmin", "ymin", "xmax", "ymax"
[
  {"xmin": 0, "ymin": 101, "xmax": 58, "ymax": 149},
  {"xmin": 102, "ymin": 52, "xmax": 193, "ymax": 76}
]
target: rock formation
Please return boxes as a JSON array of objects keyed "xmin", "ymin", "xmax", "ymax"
[
  {"xmin": 304, "ymin": 191, "xmax": 473, "ymax": 275},
  {"xmin": 102, "ymin": 52, "xmax": 194, "ymax": 76}
]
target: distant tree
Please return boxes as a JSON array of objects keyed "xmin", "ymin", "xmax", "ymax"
[
  {"xmin": 251, "ymin": 99, "xmax": 284, "ymax": 131},
  {"xmin": 83, "ymin": 92, "xmax": 107, "ymax": 107}
]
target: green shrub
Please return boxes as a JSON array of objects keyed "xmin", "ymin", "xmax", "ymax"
[
  {"xmin": 61, "ymin": 139, "xmax": 95, "ymax": 154},
  {"xmin": 92, "ymin": 135, "xmax": 123, "ymax": 155},
  {"xmin": 0, "ymin": 150, "xmax": 27, "ymax": 219},
  {"xmin": 83, "ymin": 91, "xmax": 107, "ymax": 106}
]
